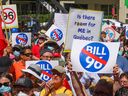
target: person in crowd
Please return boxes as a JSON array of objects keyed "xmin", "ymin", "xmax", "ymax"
[
  {"xmin": 106, "ymin": 20, "xmax": 110, "ymax": 25},
  {"xmin": 118, "ymin": 34, "xmax": 126, "ymax": 48},
  {"xmin": 118, "ymin": 23, "xmax": 125, "ymax": 34},
  {"xmin": 12, "ymin": 45, "xmax": 22, "ymax": 61},
  {"xmin": 93, "ymin": 76, "xmax": 113, "ymax": 96},
  {"xmin": 0, "ymin": 73, "xmax": 13, "ymax": 96},
  {"xmin": 9, "ymin": 46, "xmax": 32, "ymax": 81},
  {"xmin": 13, "ymin": 77, "xmax": 34, "ymax": 96},
  {"xmin": 32, "ymin": 33, "xmax": 39, "ymax": 46},
  {"xmin": 41, "ymin": 49, "xmax": 71, "ymax": 90},
  {"xmin": 22, "ymin": 64, "xmax": 43, "ymax": 87},
  {"xmin": 3, "ymin": 46, "xmax": 13, "ymax": 58},
  {"xmin": 22, "ymin": 64, "xmax": 45, "ymax": 95},
  {"xmin": 115, "ymin": 72, "xmax": 128, "ymax": 96},
  {"xmin": 40, "ymin": 49, "xmax": 71, "ymax": 90},
  {"xmin": 0, "ymin": 56, "xmax": 13, "ymax": 75},
  {"xmin": 122, "ymin": 40, "xmax": 128, "ymax": 59},
  {"xmin": 40, "ymin": 65, "xmax": 73, "ymax": 96},
  {"xmin": 100, "ymin": 31, "xmax": 107, "ymax": 42},
  {"xmin": 43, "ymin": 40, "xmax": 60, "ymax": 53},
  {"xmin": 32, "ymin": 34, "xmax": 47, "ymax": 59},
  {"xmin": 40, "ymin": 49, "xmax": 54, "ymax": 61}
]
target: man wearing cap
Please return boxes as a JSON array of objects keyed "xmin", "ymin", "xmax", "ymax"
[
  {"xmin": 40, "ymin": 65, "xmax": 73, "ymax": 96},
  {"xmin": 32, "ymin": 34, "xmax": 47, "ymax": 59}
]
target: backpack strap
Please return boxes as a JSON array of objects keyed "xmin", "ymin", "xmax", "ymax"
[{"xmin": 64, "ymin": 88, "xmax": 67, "ymax": 93}]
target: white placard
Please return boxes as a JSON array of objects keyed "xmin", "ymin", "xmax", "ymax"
[
  {"xmin": 1, "ymin": 4, "xmax": 18, "ymax": 29},
  {"xmin": 65, "ymin": 8, "xmax": 103, "ymax": 51},
  {"xmin": 71, "ymin": 40, "xmax": 120, "ymax": 73},
  {"xmin": 26, "ymin": 60, "xmax": 58, "ymax": 82},
  {"xmin": 12, "ymin": 32, "xmax": 31, "ymax": 46},
  {"xmin": 102, "ymin": 23, "xmax": 120, "ymax": 41},
  {"xmin": 45, "ymin": 24, "xmax": 64, "ymax": 46},
  {"xmin": 54, "ymin": 13, "xmax": 68, "ymax": 43}
]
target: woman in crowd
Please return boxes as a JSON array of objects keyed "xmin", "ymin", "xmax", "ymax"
[{"xmin": 0, "ymin": 72, "xmax": 13, "ymax": 96}]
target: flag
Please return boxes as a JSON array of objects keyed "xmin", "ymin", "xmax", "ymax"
[
  {"xmin": 0, "ymin": 16, "xmax": 7, "ymax": 57},
  {"xmin": 125, "ymin": 0, "xmax": 128, "ymax": 8}
]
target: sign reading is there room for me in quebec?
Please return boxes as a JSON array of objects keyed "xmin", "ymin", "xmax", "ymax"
[{"xmin": 65, "ymin": 8, "xmax": 103, "ymax": 51}]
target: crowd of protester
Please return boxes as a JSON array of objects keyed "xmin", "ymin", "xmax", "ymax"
[{"xmin": 0, "ymin": 19, "xmax": 128, "ymax": 96}]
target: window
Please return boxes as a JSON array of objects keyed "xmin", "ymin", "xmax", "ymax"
[
  {"xmin": 101, "ymin": 4, "xmax": 113, "ymax": 16},
  {"xmin": 126, "ymin": 13, "xmax": 128, "ymax": 18}
]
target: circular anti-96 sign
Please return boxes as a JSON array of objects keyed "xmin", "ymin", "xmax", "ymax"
[
  {"xmin": 79, "ymin": 42, "xmax": 109, "ymax": 72},
  {"xmin": 16, "ymin": 33, "xmax": 28, "ymax": 45},
  {"xmin": 50, "ymin": 29, "xmax": 63, "ymax": 41},
  {"xmin": 2, "ymin": 8, "xmax": 16, "ymax": 24}
]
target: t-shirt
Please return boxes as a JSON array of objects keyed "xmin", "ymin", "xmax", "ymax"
[
  {"xmin": 40, "ymin": 86, "xmax": 72, "ymax": 96},
  {"xmin": 115, "ymin": 87, "xmax": 128, "ymax": 96},
  {"xmin": 9, "ymin": 60, "xmax": 25, "ymax": 81},
  {"xmin": 32, "ymin": 44, "xmax": 40, "ymax": 58}
]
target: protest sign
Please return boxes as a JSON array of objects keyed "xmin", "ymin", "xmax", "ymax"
[
  {"xmin": 65, "ymin": 8, "xmax": 103, "ymax": 51},
  {"xmin": 12, "ymin": 32, "xmax": 31, "ymax": 46},
  {"xmin": 54, "ymin": 13, "xmax": 68, "ymax": 43},
  {"xmin": 45, "ymin": 24, "xmax": 64, "ymax": 46},
  {"xmin": 26, "ymin": 60, "xmax": 58, "ymax": 82},
  {"xmin": 71, "ymin": 39, "xmax": 120, "ymax": 73},
  {"xmin": 1, "ymin": 4, "xmax": 18, "ymax": 29},
  {"xmin": 102, "ymin": 23, "xmax": 120, "ymax": 41}
]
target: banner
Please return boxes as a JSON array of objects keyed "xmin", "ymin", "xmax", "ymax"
[
  {"xmin": 65, "ymin": 8, "xmax": 103, "ymax": 51},
  {"xmin": 26, "ymin": 60, "xmax": 58, "ymax": 82},
  {"xmin": 71, "ymin": 40, "xmax": 120, "ymax": 73},
  {"xmin": 12, "ymin": 32, "xmax": 31, "ymax": 46}
]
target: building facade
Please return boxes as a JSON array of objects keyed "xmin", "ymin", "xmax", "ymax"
[{"xmin": 10, "ymin": 0, "xmax": 127, "ymax": 23}]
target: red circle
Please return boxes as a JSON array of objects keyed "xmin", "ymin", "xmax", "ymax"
[
  {"xmin": 103, "ymin": 27, "xmax": 116, "ymax": 41},
  {"xmin": 1, "ymin": 8, "xmax": 16, "ymax": 24}
]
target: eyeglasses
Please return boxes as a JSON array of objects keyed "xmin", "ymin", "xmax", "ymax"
[
  {"xmin": 0, "ymin": 82, "xmax": 9, "ymax": 87},
  {"xmin": 120, "ymin": 80, "xmax": 128, "ymax": 84},
  {"xmin": 13, "ymin": 48, "xmax": 20, "ymax": 52},
  {"xmin": 24, "ymin": 53, "xmax": 32, "ymax": 57}
]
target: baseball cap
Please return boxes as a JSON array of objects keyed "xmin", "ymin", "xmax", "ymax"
[{"xmin": 51, "ymin": 65, "xmax": 66, "ymax": 76}]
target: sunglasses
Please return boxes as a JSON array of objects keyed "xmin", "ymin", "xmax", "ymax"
[
  {"xmin": 24, "ymin": 53, "xmax": 32, "ymax": 57},
  {"xmin": 13, "ymin": 48, "xmax": 20, "ymax": 52},
  {"xmin": 0, "ymin": 82, "xmax": 9, "ymax": 87}
]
